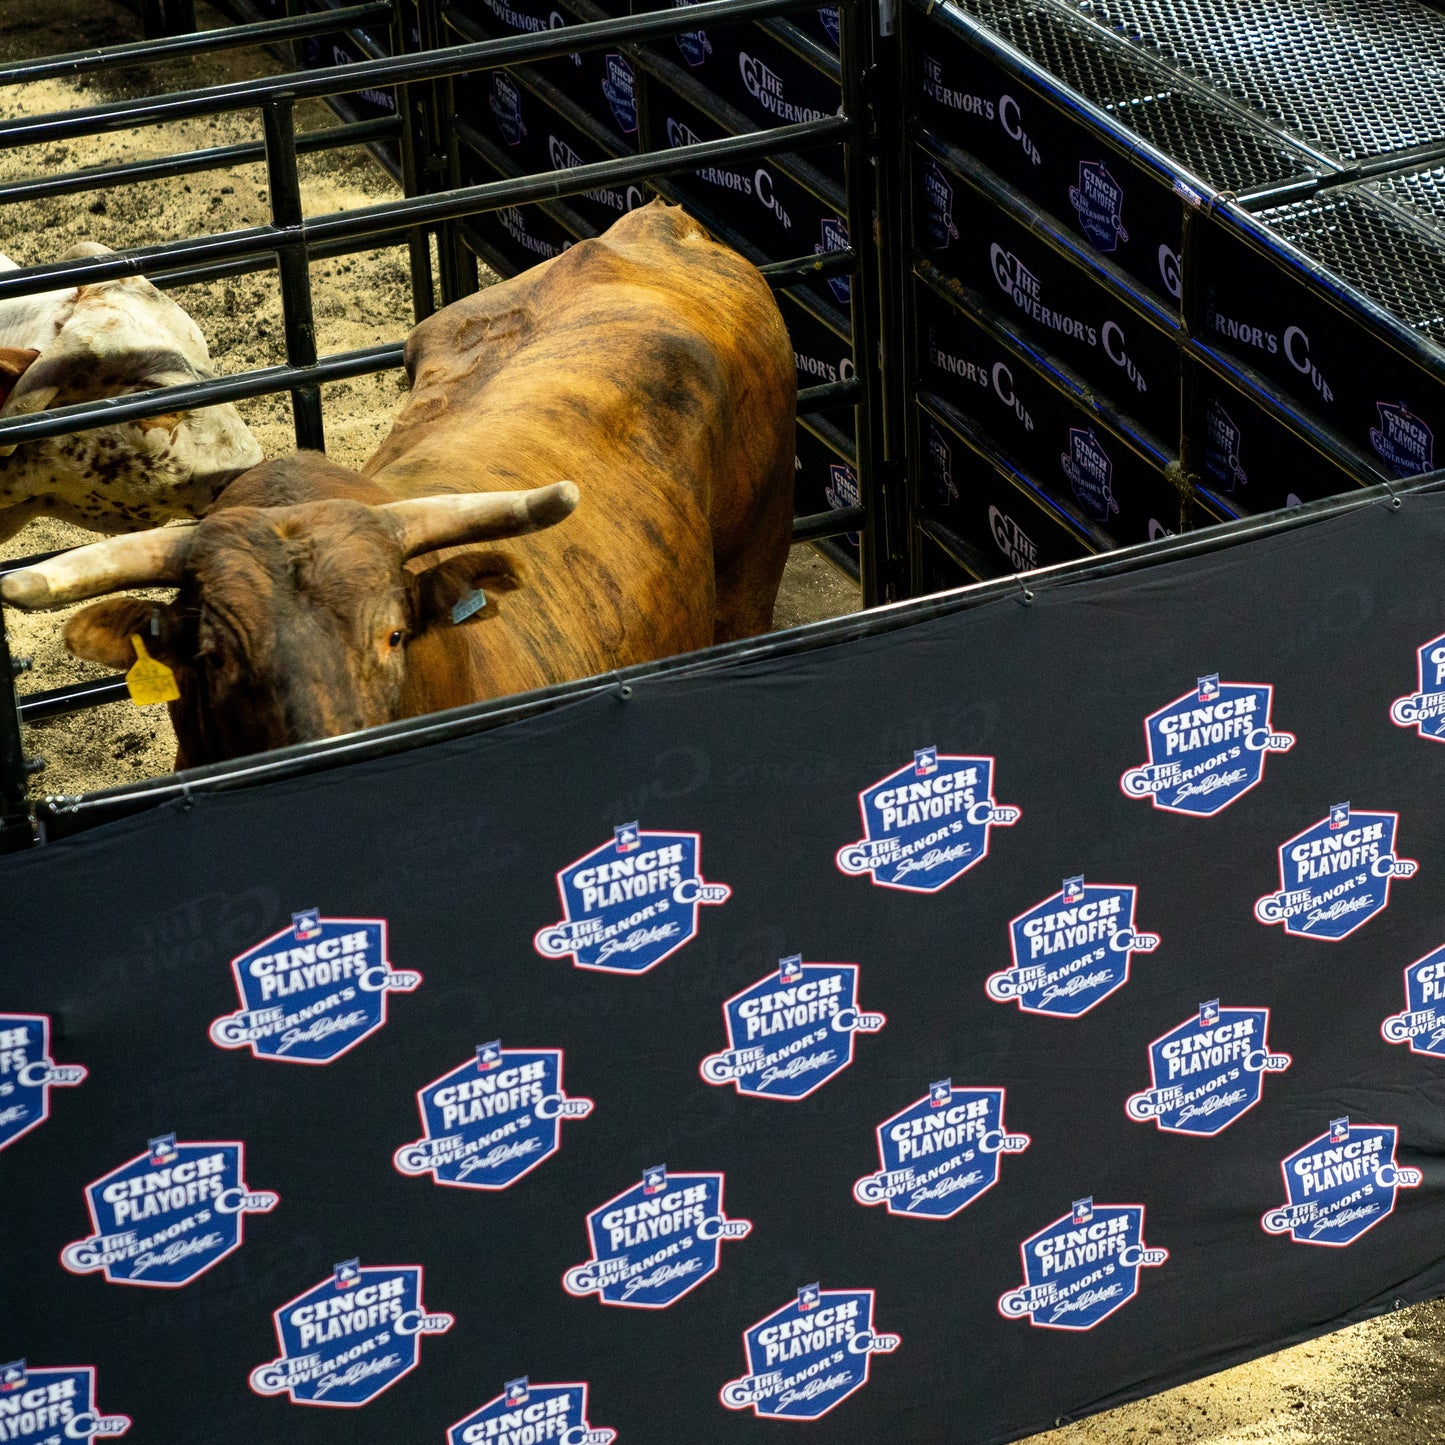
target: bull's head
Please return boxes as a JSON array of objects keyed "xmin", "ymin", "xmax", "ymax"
[{"xmin": 0, "ymin": 482, "xmax": 577, "ymax": 766}]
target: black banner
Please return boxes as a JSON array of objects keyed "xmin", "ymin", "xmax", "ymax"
[{"xmin": 9, "ymin": 492, "xmax": 1445, "ymax": 1444}]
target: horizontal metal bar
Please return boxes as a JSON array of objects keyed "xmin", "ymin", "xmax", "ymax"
[
  {"xmin": 150, "ymin": 219, "xmax": 410, "ymax": 291},
  {"xmin": 0, "ymin": 2, "xmax": 395, "ymax": 86},
  {"xmin": 0, "ymin": 118, "xmax": 849, "ymax": 304},
  {"xmin": 756, "ymin": 249, "xmax": 856, "ymax": 286},
  {"xmin": 0, "ymin": 0, "xmax": 838, "ymax": 148},
  {"xmin": 791, "ymin": 504, "xmax": 865, "ymax": 540},
  {"xmin": 0, "ymin": 343, "xmax": 404, "ymax": 446},
  {"xmin": 18, "ymin": 677, "xmax": 130, "ymax": 724},
  {"xmin": 0, "ymin": 548, "xmax": 68, "ymax": 577},
  {"xmin": 797, "ymin": 376, "xmax": 862, "ymax": 412},
  {"xmin": 0, "ymin": 116, "xmax": 400, "ymax": 205},
  {"xmin": 43, "ymin": 465, "xmax": 1445, "ymax": 827}
]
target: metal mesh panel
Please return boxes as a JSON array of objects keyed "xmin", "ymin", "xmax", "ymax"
[
  {"xmin": 1258, "ymin": 187, "xmax": 1445, "ymax": 345},
  {"xmin": 1054, "ymin": 0, "xmax": 1445, "ymax": 164},
  {"xmin": 949, "ymin": 0, "xmax": 1320, "ymax": 190}
]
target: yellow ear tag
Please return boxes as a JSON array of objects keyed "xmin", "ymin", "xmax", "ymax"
[{"xmin": 126, "ymin": 633, "xmax": 180, "ymax": 707}]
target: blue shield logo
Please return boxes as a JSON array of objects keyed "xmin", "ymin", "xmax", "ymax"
[
  {"xmin": 0, "ymin": 1364, "xmax": 130, "ymax": 1442},
  {"xmin": 700, "ymin": 960, "xmax": 886, "ymax": 1100},
  {"xmin": 61, "ymin": 1140, "xmax": 278, "ymax": 1287},
  {"xmin": 1060, "ymin": 428, "xmax": 1119, "ymax": 518},
  {"xmin": 999, "ymin": 1203, "xmax": 1167, "ymax": 1330},
  {"xmin": 1255, "ymin": 807, "xmax": 1417, "ymax": 941},
  {"xmin": 562, "ymin": 1170, "xmax": 751, "ymax": 1308},
  {"xmin": 672, "ymin": 0, "xmax": 712, "ymax": 67},
  {"xmin": 250, "ymin": 1263, "xmax": 453, "ymax": 1407},
  {"xmin": 824, "ymin": 462, "xmax": 861, "ymax": 544},
  {"xmin": 1203, "ymin": 400, "xmax": 1248, "ymax": 492},
  {"xmin": 1369, "ymin": 400, "xmax": 1433, "ymax": 478},
  {"xmin": 1127, "ymin": 1004, "xmax": 1291, "ymax": 1135},
  {"xmin": 534, "ymin": 827, "xmax": 731, "ymax": 974},
  {"xmin": 922, "ymin": 162, "xmax": 959, "ymax": 249},
  {"xmin": 601, "ymin": 53, "xmax": 637, "ymax": 133},
  {"xmin": 1390, "ymin": 632, "xmax": 1445, "ymax": 742},
  {"xmin": 816, "ymin": 218, "xmax": 851, "ymax": 305},
  {"xmin": 1068, "ymin": 160, "xmax": 1129, "ymax": 252},
  {"xmin": 210, "ymin": 915, "xmax": 421, "ymax": 1064},
  {"xmin": 818, "ymin": 5, "xmax": 840, "ymax": 44},
  {"xmin": 394, "ymin": 1046, "xmax": 593, "ymax": 1190},
  {"xmin": 489, "ymin": 72, "xmax": 527, "ymax": 146},
  {"xmin": 837, "ymin": 752, "xmax": 1020, "ymax": 893},
  {"xmin": 1382, "ymin": 944, "xmax": 1445, "ymax": 1058},
  {"xmin": 988, "ymin": 879, "xmax": 1159, "ymax": 1018},
  {"xmin": 448, "ymin": 1380, "xmax": 616, "ymax": 1445},
  {"xmin": 721, "ymin": 1288, "xmax": 899, "ymax": 1420},
  {"xmin": 854, "ymin": 1084, "xmax": 1030, "ymax": 1220},
  {"xmin": 1121, "ymin": 679, "xmax": 1295, "ymax": 816},
  {"xmin": 0, "ymin": 1014, "xmax": 87, "ymax": 1154},
  {"xmin": 1263, "ymin": 1120, "xmax": 1421, "ymax": 1247}
]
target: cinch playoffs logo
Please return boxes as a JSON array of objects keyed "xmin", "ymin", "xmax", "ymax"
[
  {"xmin": 0, "ymin": 1014, "xmax": 86, "ymax": 1153},
  {"xmin": 394, "ymin": 1044, "xmax": 593, "ymax": 1190},
  {"xmin": 60, "ymin": 1137, "xmax": 277, "ymax": 1287},
  {"xmin": 1127, "ymin": 1001, "xmax": 1291, "ymax": 1136},
  {"xmin": 837, "ymin": 748, "xmax": 1020, "ymax": 892},
  {"xmin": 210, "ymin": 911, "xmax": 421, "ymax": 1064},
  {"xmin": 562, "ymin": 1167, "xmax": 751, "ymax": 1308},
  {"xmin": 999, "ymin": 1199, "xmax": 1167, "ymax": 1330},
  {"xmin": 853, "ymin": 1082, "xmax": 1030, "ymax": 1220},
  {"xmin": 0, "ymin": 1361, "xmax": 130, "ymax": 1443},
  {"xmin": 1262, "ymin": 1118, "xmax": 1421, "ymax": 1247},
  {"xmin": 534, "ymin": 825, "xmax": 730, "ymax": 974},
  {"xmin": 1390, "ymin": 633, "xmax": 1445, "ymax": 743},
  {"xmin": 700, "ymin": 956, "xmax": 885, "ymax": 1100},
  {"xmin": 988, "ymin": 877, "xmax": 1159, "ymax": 1017},
  {"xmin": 1382, "ymin": 944, "xmax": 1445, "ymax": 1058},
  {"xmin": 720, "ymin": 1286, "xmax": 899, "ymax": 1421},
  {"xmin": 250, "ymin": 1262, "xmax": 453, "ymax": 1408},
  {"xmin": 1121, "ymin": 676, "xmax": 1295, "ymax": 816},
  {"xmin": 1254, "ymin": 804, "xmax": 1417, "ymax": 941},
  {"xmin": 448, "ymin": 1378, "xmax": 616, "ymax": 1445},
  {"xmin": 1069, "ymin": 160, "xmax": 1128, "ymax": 253}
]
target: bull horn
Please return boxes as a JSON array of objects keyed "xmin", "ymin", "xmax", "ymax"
[
  {"xmin": 381, "ymin": 481, "xmax": 579, "ymax": 560},
  {"xmin": 0, "ymin": 525, "xmax": 191, "ymax": 609}
]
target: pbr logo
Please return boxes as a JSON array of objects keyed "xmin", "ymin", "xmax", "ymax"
[
  {"xmin": 1127, "ymin": 1002, "xmax": 1292, "ymax": 1136},
  {"xmin": 1254, "ymin": 804, "xmax": 1417, "ymax": 941},
  {"xmin": 250, "ymin": 1262, "xmax": 453, "ymax": 1408},
  {"xmin": 700, "ymin": 957, "xmax": 886, "ymax": 1101},
  {"xmin": 816, "ymin": 218, "xmax": 852, "ymax": 305},
  {"xmin": 853, "ymin": 1082, "xmax": 1030, "ymax": 1219},
  {"xmin": 987, "ymin": 878, "xmax": 1159, "ymax": 1017},
  {"xmin": 602, "ymin": 54, "xmax": 637, "ymax": 133},
  {"xmin": 998, "ymin": 1200, "xmax": 1167, "ymax": 1330},
  {"xmin": 1203, "ymin": 400, "xmax": 1248, "ymax": 492},
  {"xmin": 1389, "ymin": 633, "xmax": 1445, "ymax": 742},
  {"xmin": 1068, "ymin": 160, "xmax": 1129, "ymax": 252},
  {"xmin": 1381, "ymin": 944, "xmax": 1445, "ymax": 1058},
  {"xmin": 60, "ymin": 1138, "xmax": 277, "ymax": 1288},
  {"xmin": 1121, "ymin": 677, "xmax": 1296, "ymax": 816},
  {"xmin": 1369, "ymin": 400, "xmax": 1433, "ymax": 478},
  {"xmin": 1060, "ymin": 428, "xmax": 1119, "ymax": 518},
  {"xmin": 837, "ymin": 750, "xmax": 1020, "ymax": 892},
  {"xmin": 210, "ymin": 914, "xmax": 421, "ymax": 1064},
  {"xmin": 534, "ymin": 825, "xmax": 730, "ymax": 974},
  {"xmin": 0, "ymin": 1361, "xmax": 130, "ymax": 1443},
  {"xmin": 0, "ymin": 1013, "xmax": 87, "ymax": 1154},
  {"xmin": 562, "ymin": 1167, "xmax": 751, "ymax": 1308},
  {"xmin": 923, "ymin": 162, "xmax": 959, "ymax": 249},
  {"xmin": 490, "ymin": 72, "xmax": 526, "ymax": 146},
  {"xmin": 1262, "ymin": 1119, "xmax": 1421, "ymax": 1247},
  {"xmin": 720, "ymin": 1287, "xmax": 899, "ymax": 1421},
  {"xmin": 394, "ymin": 1045, "xmax": 593, "ymax": 1190},
  {"xmin": 447, "ymin": 1379, "xmax": 616, "ymax": 1445}
]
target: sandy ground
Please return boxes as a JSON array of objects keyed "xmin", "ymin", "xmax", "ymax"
[{"xmin": 2, "ymin": 3, "xmax": 1444, "ymax": 1441}]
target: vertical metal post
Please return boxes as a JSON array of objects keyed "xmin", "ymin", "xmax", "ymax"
[
  {"xmin": 263, "ymin": 98, "xmax": 326, "ymax": 452},
  {"xmin": 395, "ymin": 0, "xmax": 438, "ymax": 322},
  {"xmin": 0, "ymin": 610, "xmax": 35, "ymax": 853}
]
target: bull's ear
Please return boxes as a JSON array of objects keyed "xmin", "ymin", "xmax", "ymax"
[
  {"xmin": 64, "ymin": 598, "xmax": 175, "ymax": 672},
  {"xmin": 409, "ymin": 554, "xmax": 521, "ymax": 631},
  {"xmin": 0, "ymin": 347, "xmax": 38, "ymax": 410}
]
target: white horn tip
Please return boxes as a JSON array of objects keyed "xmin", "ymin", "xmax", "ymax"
[{"xmin": 1, "ymin": 569, "xmax": 51, "ymax": 609}]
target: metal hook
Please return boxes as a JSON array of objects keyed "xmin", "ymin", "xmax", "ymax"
[{"xmin": 1016, "ymin": 575, "xmax": 1035, "ymax": 605}]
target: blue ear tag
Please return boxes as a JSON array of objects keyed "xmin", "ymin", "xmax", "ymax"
[{"xmin": 451, "ymin": 588, "xmax": 486, "ymax": 625}]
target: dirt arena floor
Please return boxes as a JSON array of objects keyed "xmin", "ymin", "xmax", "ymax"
[{"xmin": 3, "ymin": 3, "xmax": 1445, "ymax": 1440}]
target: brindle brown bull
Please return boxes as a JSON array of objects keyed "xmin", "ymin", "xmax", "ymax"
[{"xmin": 1, "ymin": 203, "xmax": 796, "ymax": 767}]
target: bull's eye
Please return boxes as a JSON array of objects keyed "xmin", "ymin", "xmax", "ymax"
[{"xmin": 388, "ymin": 629, "xmax": 405, "ymax": 648}]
